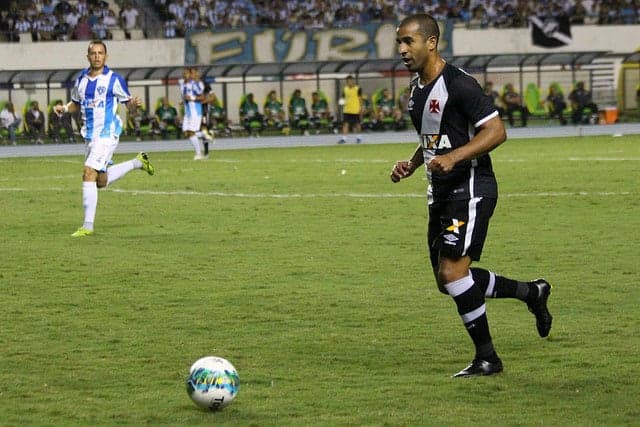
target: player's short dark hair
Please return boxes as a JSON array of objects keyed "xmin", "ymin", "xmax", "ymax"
[{"xmin": 399, "ymin": 13, "xmax": 440, "ymax": 42}]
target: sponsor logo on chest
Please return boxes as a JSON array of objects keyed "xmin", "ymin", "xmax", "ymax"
[{"xmin": 420, "ymin": 134, "xmax": 452, "ymax": 150}]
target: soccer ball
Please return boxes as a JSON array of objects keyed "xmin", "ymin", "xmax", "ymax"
[{"xmin": 186, "ymin": 356, "xmax": 240, "ymax": 411}]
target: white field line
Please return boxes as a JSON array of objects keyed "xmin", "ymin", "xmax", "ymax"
[
  {"xmin": 3, "ymin": 156, "xmax": 638, "ymax": 165},
  {"xmin": 127, "ymin": 156, "xmax": 640, "ymax": 163},
  {"xmin": 0, "ymin": 187, "xmax": 632, "ymax": 199},
  {"xmin": 567, "ymin": 157, "xmax": 640, "ymax": 161},
  {"xmin": 0, "ymin": 158, "xmax": 77, "ymax": 164},
  {"xmin": 107, "ymin": 189, "xmax": 636, "ymax": 198},
  {"xmin": 160, "ymin": 156, "xmax": 639, "ymax": 163},
  {"xmin": 2, "ymin": 157, "xmax": 638, "ymax": 183},
  {"xmin": 0, "ymin": 174, "xmax": 77, "ymax": 182}
]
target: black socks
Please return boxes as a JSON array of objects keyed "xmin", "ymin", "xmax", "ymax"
[{"xmin": 471, "ymin": 267, "xmax": 535, "ymax": 302}]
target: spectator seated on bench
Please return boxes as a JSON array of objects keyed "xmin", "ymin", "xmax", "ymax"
[
  {"xmin": 288, "ymin": 89, "xmax": 310, "ymax": 135},
  {"xmin": 310, "ymin": 91, "xmax": 335, "ymax": 134},
  {"xmin": 151, "ymin": 97, "xmax": 180, "ymax": 139},
  {"xmin": 48, "ymin": 99, "xmax": 76, "ymax": 143},
  {"xmin": 501, "ymin": 83, "xmax": 528, "ymax": 127},
  {"xmin": 372, "ymin": 88, "xmax": 403, "ymax": 131},
  {"xmin": 126, "ymin": 102, "xmax": 150, "ymax": 141},
  {"xmin": 263, "ymin": 90, "xmax": 287, "ymax": 131},
  {"xmin": 0, "ymin": 101, "xmax": 23, "ymax": 145},
  {"xmin": 239, "ymin": 93, "xmax": 264, "ymax": 136},
  {"xmin": 545, "ymin": 84, "xmax": 568, "ymax": 125},
  {"xmin": 568, "ymin": 81, "xmax": 599, "ymax": 125},
  {"xmin": 24, "ymin": 100, "xmax": 46, "ymax": 144},
  {"xmin": 208, "ymin": 93, "xmax": 232, "ymax": 136}
]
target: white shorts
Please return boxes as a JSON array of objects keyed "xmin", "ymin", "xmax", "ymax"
[
  {"xmin": 85, "ymin": 136, "xmax": 119, "ymax": 172},
  {"xmin": 182, "ymin": 114, "xmax": 202, "ymax": 133}
]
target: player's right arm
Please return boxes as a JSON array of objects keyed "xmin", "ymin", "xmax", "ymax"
[
  {"xmin": 391, "ymin": 144, "xmax": 424, "ymax": 183},
  {"xmin": 56, "ymin": 101, "xmax": 79, "ymax": 115},
  {"xmin": 57, "ymin": 75, "xmax": 82, "ymax": 115}
]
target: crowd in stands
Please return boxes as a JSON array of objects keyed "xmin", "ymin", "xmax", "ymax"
[
  {"xmin": 0, "ymin": 0, "xmax": 140, "ymax": 42},
  {"xmin": 156, "ymin": 0, "xmax": 640, "ymax": 38},
  {"xmin": 2, "ymin": 0, "xmax": 638, "ymax": 42}
]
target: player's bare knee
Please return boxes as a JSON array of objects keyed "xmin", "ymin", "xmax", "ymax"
[
  {"xmin": 436, "ymin": 265, "xmax": 465, "ymax": 290},
  {"xmin": 437, "ymin": 256, "xmax": 471, "ymax": 288},
  {"xmin": 436, "ymin": 268, "xmax": 455, "ymax": 288},
  {"xmin": 82, "ymin": 167, "xmax": 98, "ymax": 182},
  {"xmin": 96, "ymin": 172, "xmax": 108, "ymax": 188}
]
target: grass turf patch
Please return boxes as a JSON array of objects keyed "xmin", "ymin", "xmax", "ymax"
[{"xmin": 0, "ymin": 135, "xmax": 639, "ymax": 425}]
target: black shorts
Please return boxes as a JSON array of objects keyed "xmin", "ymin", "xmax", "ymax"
[
  {"xmin": 427, "ymin": 197, "xmax": 496, "ymax": 269},
  {"xmin": 343, "ymin": 113, "xmax": 360, "ymax": 126}
]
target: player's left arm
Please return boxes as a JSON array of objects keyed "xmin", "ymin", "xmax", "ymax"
[
  {"xmin": 55, "ymin": 75, "xmax": 84, "ymax": 115},
  {"xmin": 431, "ymin": 116, "xmax": 505, "ymax": 171},
  {"xmin": 193, "ymin": 81, "xmax": 207, "ymax": 102},
  {"xmin": 428, "ymin": 77, "xmax": 506, "ymax": 174},
  {"xmin": 112, "ymin": 74, "xmax": 142, "ymax": 109},
  {"xmin": 125, "ymin": 95, "xmax": 142, "ymax": 109}
]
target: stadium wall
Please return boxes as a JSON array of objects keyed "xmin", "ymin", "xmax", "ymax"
[
  {"xmin": 0, "ymin": 24, "xmax": 638, "ymax": 70},
  {"xmin": 0, "ymin": 24, "xmax": 637, "ymax": 124},
  {"xmin": 452, "ymin": 25, "xmax": 639, "ymax": 56},
  {"xmin": 0, "ymin": 39, "xmax": 184, "ymax": 70}
]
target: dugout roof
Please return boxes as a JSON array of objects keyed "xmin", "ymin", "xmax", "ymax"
[
  {"xmin": 0, "ymin": 51, "xmax": 613, "ymax": 88},
  {"xmin": 621, "ymin": 51, "xmax": 640, "ymax": 63}
]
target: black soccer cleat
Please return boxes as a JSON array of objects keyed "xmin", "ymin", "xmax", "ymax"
[
  {"xmin": 452, "ymin": 358, "xmax": 504, "ymax": 378},
  {"xmin": 527, "ymin": 279, "xmax": 553, "ymax": 338}
]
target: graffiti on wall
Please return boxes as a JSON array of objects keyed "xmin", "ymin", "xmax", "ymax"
[{"xmin": 185, "ymin": 21, "xmax": 452, "ymax": 65}]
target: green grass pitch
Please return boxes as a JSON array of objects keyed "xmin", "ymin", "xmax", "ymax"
[{"xmin": 1, "ymin": 135, "xmax": 639, "ymax": 425}]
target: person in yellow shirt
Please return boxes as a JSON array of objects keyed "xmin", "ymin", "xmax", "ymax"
[{"xmin": 339, "ymin": 75, "xmax": 363, "ymax": 144}]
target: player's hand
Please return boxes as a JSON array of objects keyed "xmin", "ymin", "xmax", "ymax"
[
  {"xmin": 130, "ymin": 96, "xmax": 142, "ymax": 108},
  {"xmin": 427, "ymin": 154, "xmax": 455, "ymax": 174},
  {"xmin": 390, "ymin": 160, "xmax": 414, "ymax": 183}
]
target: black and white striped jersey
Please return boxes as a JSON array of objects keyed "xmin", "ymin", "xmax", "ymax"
[{"xmin": 407, "ymin": 63, "xmax": 500, "ymax": 204}]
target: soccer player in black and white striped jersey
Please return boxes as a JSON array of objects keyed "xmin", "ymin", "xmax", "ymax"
[{"xmin": 390, "ymin": 14, "xmax": 553, "ymax": 378}]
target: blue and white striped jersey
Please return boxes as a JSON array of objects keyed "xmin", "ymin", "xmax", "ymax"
[
  {"xmin": 181, "ymin": 78, "xmax": 204, "ymax": 119},
  {"xmin": 71, "ymin": 65, "xmax": 131, "ymax": 140}
]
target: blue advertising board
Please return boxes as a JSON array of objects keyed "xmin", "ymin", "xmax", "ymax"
[{"xmin": 185, "ymin": 21, "xmax": 453, "ymax": 65}]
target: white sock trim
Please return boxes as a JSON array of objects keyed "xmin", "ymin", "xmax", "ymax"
[
  {"xmin": 444, "ymin": 273, "xmax": 474, "ymax": 297},
  {"xmin": 485, "ymin": 271, "xmax": 496, "ymax": 297},
  {"xmin": 461, "ymin": 304, "xmax": 486, "ymax": 324}
]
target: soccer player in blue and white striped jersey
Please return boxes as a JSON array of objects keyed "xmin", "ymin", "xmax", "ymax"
[
  {"xmin": 57, "ymin": 40, "xmax": 155, "ymax": 237},
  {"xmin": 180, "ymin": 67, "xmax": 210, "ymax": 160}
]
